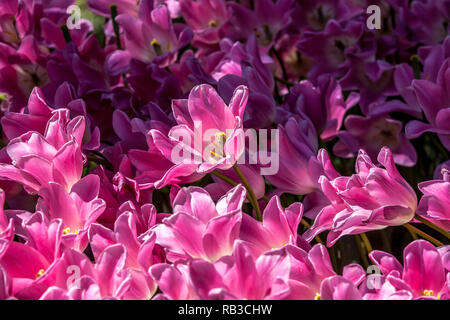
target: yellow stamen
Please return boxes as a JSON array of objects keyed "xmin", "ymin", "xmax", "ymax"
[
  {"xmin": 215, "ymin": 131, "xmax": 227, "ymax": 140},
  {"xmin": 150, "ymin": 38, "xmax": 160, "ymax": 47},
  {"xmin": 422, "ymin": 289, "xmax": 434, "ymax": 297},
  {"xmin": 62, "ymin": 227, "xmax": 79, "ymax": 235},
  {"xmin": 35, "ymin": 269, "xmax": 45, "ymax": 278},
  {"xmin": 209, "ymin": 131, "xmax": 227, "ymax": 159},
  {"xmin": 214, "ymin": 131, "xmax": 227, "ymax": 147},
  {"xmin": 208, "ymin": 20, "xmax": 218, "ymax": 27},
  {"xmin": 211, "ymin": 150, "xmax": 223, "ymax": 158},
  {"xmin": 150, "ymin": 38, "xmax": 163, "ymax": 56},
  {"xmin": 314, "ymin": 293, "xmax": 321, "ymax": 300}
]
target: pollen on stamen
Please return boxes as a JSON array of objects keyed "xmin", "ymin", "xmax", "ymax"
[
  {"xmin": 208, "ymin": 20, "xmax": 218, "ymax": 27},
  {"xmin": 211, "ymin": 150, "xmax": 222, "ymax": 158},
  {"xmin": 150, "ymin": 38, "xmax": 160, "ymax": 47},
  {"xmin": 314, "ymin": 293, "xmax": 321, "ymax": 300},
  {"xmin": 150, "ymin": 38, "xmax": 163, "ymax": 56},
  {"xmin": 62, "ymin": 228, "xmax": 79, "ymax": 235},
  {"xmin": 215, "ymin": 131, "xmax": 227, "ymax": 140},
  {"xmin": 422, "ymin": 289, "xmax": 434, "ymax": 297},
  {"xmin": 35, "ymin": 269, "xmax": 45, "ymax": 278}
]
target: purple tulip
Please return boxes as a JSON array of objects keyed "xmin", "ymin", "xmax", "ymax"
[
  {"xmin": 334, "ymin": 115, "xmax": 417, "ymax": 167},
  {"xmin": 405, "ymin": 58, "xmax": 450, "ymax": 150}
]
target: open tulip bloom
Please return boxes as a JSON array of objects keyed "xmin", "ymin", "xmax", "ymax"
[{"xmin": 0, "ymin": 0, "xmax": 449, "ymax": 301}]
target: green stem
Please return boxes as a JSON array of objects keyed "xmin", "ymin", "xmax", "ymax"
[
  {"xmin": 60, "ymin": 25, "xmax": 72, "ymax": 43},
  {"xmin": 211, "ymin": 170, "xmax": 270, "ymax": 203},
  {"xmin": 87, "ymin": 150, "xmax": 113, "ymax": 171},
  {"xmin": 300, "ymin": 219, "xmax": 323, "ymax": 244},
  {"xmin": 109, "ymin": 5, "xmax": 128, "ymax": 84},
  {"xmin": 329, "ymin": 245, "xmax": 339, "ymax": 272},
  {"xmin": 410, "ymin": 55, "xmax": 421, "ymax": 79},
  {"xmin": 232, "ymin": 164, "xmax": 262, "ymax": 221},
  {"xmin": 406, "ymin": 225, "xmax": 419, "ymax": 240},
  {"xmin": 274, "ymin": 76, "xmax": 295, "ymax": 87},
  {"xmin": 86, "ymin": 155, "xmax": 113, "ymax": 171},
  {"xmin": 429, "ymin": 134, "xmax": 450, "ymax": 158},
  {"xmin": 270, "ymin": 47, "xmax": 289, "ymax": 87},
  {"xmin": 414, "ymin": 214, "xmax": 450, "ymax": 240},
  {"xmin": 380, "ymin": 229, "xmax": 392, "ymax": 252},
  {"xmin": 355, "ymin": 236, "xmax": 370, "ymax": 270},
  {"xmin": 359, "ymin": 233, "xmax": 373, "ymax": 253},
  {"xmin": 404, "ymin": 224, "xmax": 444, "ymax": 246},
  {"xmin": 211, "ymin": 170, "xmax": 237, "ymax": 187},
  {"xmin": 110, "ymin": 5, "xmax": 122, "ymax": 50}
]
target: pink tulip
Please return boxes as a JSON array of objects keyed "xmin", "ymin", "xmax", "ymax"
[
  {"xmin": 0, "ymin": 265, "xmax": 10, "ymax": 299},
  {"xmin": 179, "ymin": 0, "xmax": 229, "ymax": 46},
  {"xmin": 42, "ymin": 244, "xmax": 132, "ymax": 300},
  {"xmin": 369, "ymin": 240, "xmax": 449, "ymax": 300},
  {"xmin": 154, "ymin": 184, "xmax": 246, "ymax": 262},
  {"xmin": 304, "ymin": 147, "xmax": 417, "ymax": 246},
  {"xmin": 89, "ymin": 207, "xmax": 163, "ymax": 299},
  {"xmin": 129, "ymin": 122, "xmax": 204, "ymax": 189},
  {"xmin": 239, "ymin": 196, "xmax": 308, "ymax": 255},
  {"xmin": 150, "ymin": 84, "xmax": 248, "ymax": 178},
  {"xmin": 320, "ymin": 270, "xmax": 413, "ymax": 300},
  {"xmin": 34, "ymin": 244, "xmax": 133, "ymax": 300},
  {"xmin": 116, "ymin": 4, "xmax": 193, "ymax": 67},
  {"xmin": 1, "ymin": 88, "xmax": 52, "ymax": 141},
  {"xmin": 0, "ymin": 109, "xmax": 85, "ymax": 194},
  {"xmin": 360, "ymin": 274, "xmax": 414, "ymax": 300},
  {"xmin": 0, "ymin": 190, "xmax": 13, "ymax": 240},
  {"xmin": 21, "ymin": 212, "xmax": 63, "ymax": 263},
  {"xmin": 149, "ymin": 262, "xmax": 198, "ymax": 300},
  {"xmin": 281, "ymin": 244, "xmax": 365, "ymax": 300},
  {"xmin": 188, "ymin": 241, "xmax": 291, "ymax": 300},
  {"xmin": 320, "ymin": 276, "xmax": 362, "ymax": 300},
  {"xmin": 417, "ymin": 167, "xmax": 450, "ymax": 231},
  {"xmin": 36, "ymin": 175, "xmax": 106, "ymax": 251},
  {"xmin": 0, "ymin": 238, "xmax": 52, "ymax": 299}
]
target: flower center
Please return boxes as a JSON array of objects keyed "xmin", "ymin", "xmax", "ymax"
[
  {"xmin": 314, "ymin": 293, "xmax": 321, "ymax": 300},
  {"xmin": 208, "ymin": 20, "xmax": 218, "ymax": 27},
  {"xmin": 62, "ymin": 227, "xmax": 79, "ymax": 235},
  {"xmin": 35, "ymin": 269, "xmax": 45, "ymax": 278},
  {"xmin": 210, "ymin": 132, "xmax": 227, "ymax": 158},
  {"xmin": 422, "ymin": 289, "xmax": 434, "ymax": 297},
  {"xmin": 151, "ymin": 38, "xmax": 163, "ymax": 56},
  {"xmin": 254, "ymin": 24, "xmax": 272, "ymax": 46}
]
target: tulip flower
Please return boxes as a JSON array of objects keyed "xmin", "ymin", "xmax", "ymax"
[
  {"xmin": 154, "ymin": 185, "xmax": 246, "ymax": 262},
  {"xmin": 417, "ymin": 167, "xmax": 450, "ymax": 231},
  {"xmin": 304, "ymin": 147, "xmax": 417, "ymax": 246},
  {"xmin": 369, "ymin": 240, "xmax": 449, "ymax": 300},
  {"xmin": 150, "ymin": 84, "xmax": 248, "ymax": 177},
  {"xmin": 405, "ymin": 58, "xmax": 450, "ymax": 150},
  {"xmin": 0, "ymin": 109, "xmax": 85, "ymax": 194},
  {"xmin": 239, "ymin": 196, "xmax": 308, "ymax": 255},
  {"xmin": 334, "ymin": 115, "xmax": 417, "ymax": 167}
]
